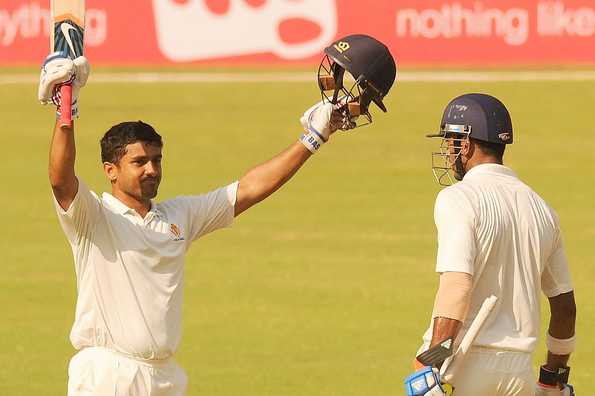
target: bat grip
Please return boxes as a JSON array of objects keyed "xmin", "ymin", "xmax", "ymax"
[{"xmin": 59, "ymin": 84, "xmax": 73, "ymax": 128}]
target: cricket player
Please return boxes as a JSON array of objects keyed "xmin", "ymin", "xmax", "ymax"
[
  {"xmin": 37, "ymin": 52, "xmax": 379, "ymax": 395},
  {"xmin": 404, "ymin": 94, "xmax": 576, "ymax": 396}
]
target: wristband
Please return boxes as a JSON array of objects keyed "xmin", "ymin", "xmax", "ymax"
[
  {"xmin": 299, "ymin": 131, "xmax": 325, "ymax": 153},
  {"xmin": 539, "ymin": 365, "xmax": 570, "ymax": 386},
  {"xmin": 546, "ymin": 333, "xmax": 576, "ymax": 355}
]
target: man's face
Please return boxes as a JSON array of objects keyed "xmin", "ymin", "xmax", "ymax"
[
  {"xmin": 445, "ymin": 134, "xmax": 469, "ymax": 181},
  {"xmin": 105, "ymin": 142, "xmax": 163, "ymax": 201}
]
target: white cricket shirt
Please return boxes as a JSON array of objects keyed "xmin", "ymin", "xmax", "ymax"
[
  {"xmin": 54, "ymin": 178, "xmax": 238, "ymax": 360},
  {"xmin": 422, "ymin": 164, "xmax": 573, "ymax": 353}
]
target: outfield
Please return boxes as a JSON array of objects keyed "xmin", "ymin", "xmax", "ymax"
[{"xmin": 0, "ymin": 71, "xmax": 593, "ymax": 395}]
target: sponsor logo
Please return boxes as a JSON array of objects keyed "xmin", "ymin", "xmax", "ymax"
[
  {"xmin": 151, "ymin": 0, "xmax": 337, "ymax": 61},
  {"xmin": 448, "ymin": 105, "xmax": 468, "ymax": 121},
  {"xmin": 395, "ymin": 1, "xmax": 595, "ymax": 46},
  {"xmin": 60, "ymin": 23, "xmax": 78, "ymax": 56},
  {"xmin": 0, "ymin": 2, "xmax": 107, "ymax": 47},
  {"xmin": 498, "ymin": 132, "xmax": 512, "ymax": 141},
  {"xmin": 440, "ymin": 338, "xmax": 453, "ymax": 349},
  {"xmin": 169, "ymin": 223, "xmax": 185, "ymax": 241},
  {"xmin": 396, "ymin": 2, "xmax": 530, "ymax": 46},
  {"xmin": 538, "ymin": 2, "xmax": 595, "ymax": 37}
]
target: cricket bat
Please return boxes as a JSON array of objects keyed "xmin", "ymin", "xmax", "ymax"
[
  {"xmin": 440, "ymin": 295, "xmax": 498, "ymax": 383},
  {"xmin": 50, "ymin": 0, "xmax": 85, "ymax": 128}
]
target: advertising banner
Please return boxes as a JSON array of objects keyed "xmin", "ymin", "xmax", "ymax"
[{"xmin": 1, "ymin": 0, "xmax": 594, "ymax": 66}]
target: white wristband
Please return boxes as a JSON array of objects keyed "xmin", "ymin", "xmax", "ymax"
[
  {"xmin": 546, "ymin": 333, "xmax": 576, "ymax": 355},
  {"xmin": 299, "ymin": 130, "xmax": 325, "ymax": 153}
]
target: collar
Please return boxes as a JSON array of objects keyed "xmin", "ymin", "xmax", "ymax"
[
  {"xmin": 464, "ymin": 163, "xmax": 518, "ymax": 179},
  {"xmin": 101, "ymin": 192, "xmax": 161, "ymax": 220}
]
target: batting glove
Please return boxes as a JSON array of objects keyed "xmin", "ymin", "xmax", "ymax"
[
  {"xmin": 404, "ymin": 366, "xmax": 453, "ymax": 396},
  {"xmin": 299, "ymin": 101, "xmax": 341, "ymax": 153},
  {"xmin": 535, "ymin": 383, "xmax": 575, "ymax": 396},
  {"xmin": 38, "ymin": 52, "xmax": 90, "ymax": 118}
]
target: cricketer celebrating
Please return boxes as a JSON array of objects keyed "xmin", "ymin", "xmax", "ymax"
[
  {"xmin": 38, "ymin": 36, "xmax": 396, "ymax": 396},
  {"xmin": 404, "ymin": 94, "xmax": 576, "ymax": 396}
]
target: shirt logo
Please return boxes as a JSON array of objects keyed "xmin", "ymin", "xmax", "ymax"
[{"xmin": 169, "ymin": 223, "xmax": 185, "ymax": 241}]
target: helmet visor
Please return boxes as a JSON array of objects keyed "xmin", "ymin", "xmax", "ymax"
[
  {"xmin": 317, "ymin": 55, "xmax": 373, "ymax": 130},
  {"xmin": 427, "ymin": 124, "xmax": 471, "ymax": 186}
]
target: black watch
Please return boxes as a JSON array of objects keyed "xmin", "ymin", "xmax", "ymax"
[{"xmin": 539, "ymin": 365, "xmax": 570, "ymax": 386}]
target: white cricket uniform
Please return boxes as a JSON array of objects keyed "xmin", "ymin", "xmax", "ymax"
[
  {"xmin": 54, "ymin": 178, "xmax": 238, "ymax": 396},
  {"xmin": 420, "ymin": 164, "xmax": 573, "ymax": 396}
]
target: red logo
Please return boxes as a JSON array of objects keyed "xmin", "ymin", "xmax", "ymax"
[
  {"xmin": 169, "ymin": 223, "xmax": 184, "ymax": 241},
  {"xmin": 151, "ymin": 0, "xmax": 337, "ymax": 61}
]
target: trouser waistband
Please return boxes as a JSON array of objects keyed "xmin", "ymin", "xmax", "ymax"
[
  {"xmin": 79, "ymin": 346, "xmax": 174, "ymax": 367},
  {"xmin": 465, "ymin": 346, "xmax": 532, "ymax": 372}
]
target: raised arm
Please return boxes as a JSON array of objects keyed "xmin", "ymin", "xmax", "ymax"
[
  {"xmin": 234, "ymin": 102, "xmax": 338, "ymax": 217},
  {"xmin": 49, "ymin": 121, "xmax": 78, "ymax": 210},
  {"xmin": 39, "ymin": 53, "xmax": 90, "ymax": 210},
  {"xmin": 235, "ymin": 142, "xmax": 311, "ymax": 216}
]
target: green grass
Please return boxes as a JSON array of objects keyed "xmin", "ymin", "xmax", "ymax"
[{"xmin": 0, "ymin": 74, "xmax": 593, "ymax": 395}]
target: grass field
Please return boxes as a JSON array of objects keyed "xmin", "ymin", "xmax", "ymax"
[{"xmin": 0, "ymin": 71, "xmax": 593, "ymax": 395}]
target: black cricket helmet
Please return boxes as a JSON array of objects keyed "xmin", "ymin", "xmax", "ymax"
[
  {"xmin": 317, "ymin": 34, "xmax": 397, "ymax": 130},
  {"xmin": 427, "ymin": 93, "xmax": 513, "ymax": 186}
]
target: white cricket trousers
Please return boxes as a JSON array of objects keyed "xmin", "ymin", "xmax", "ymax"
[
  {"xmin": 67, "ymin": 347, "xmax": 188, "ymax": 396},
  {"xmin": 449, "ymin": 347, "xmax": 535, "ymax": 396}
]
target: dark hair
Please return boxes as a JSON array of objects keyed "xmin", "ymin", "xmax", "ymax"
[
  {"xmin": 471, "ymin": 137, "xmax": 505, "ymax": 161},
  {"xmin": 100, "ymin": 121, "xmax": 163, "ymax": 164}
]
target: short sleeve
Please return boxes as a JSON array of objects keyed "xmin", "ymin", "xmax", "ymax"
[
  {"xmin": 52, "ymin": 178, "xmax": 101, "ymax": 246},
  {"xmin": 541, "ymin": 228, "xmax": 574, "ymax": 297},
  {"xmin": 178, "ymin": 181, "xmax": 238, "ymax": 242},
  {"xmin": 434, "ymin": 188, "xmax": 477, "ymax": 275}
]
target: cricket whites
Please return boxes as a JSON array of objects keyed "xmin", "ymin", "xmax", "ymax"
[
  {"xmin": 50, "ymin": 0, "xmax": 85, "ymax": 128},
  {"xmin": 441, "ymin": 295, "xmax": 499, "ymax": 383}
]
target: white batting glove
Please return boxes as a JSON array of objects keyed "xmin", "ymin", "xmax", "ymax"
[
  {"xmin": 535, "ymin": 383, "xmax": 575, "ymax": 396},
  {"xmin": 299, "ymin": 101, "xmax": 339, "ymax": 153},
  {"xmin": 38, "ymin": 52, "xmax": 90, "ymax": 118}
]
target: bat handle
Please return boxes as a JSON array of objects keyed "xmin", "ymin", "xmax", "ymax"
[
  {"xmin": 441, "ymin": 295, "xmax": 499, "ymax": 382},
  {"xmin": 59, "ymin": 84, "xmax": 73, "ymax": 129}
]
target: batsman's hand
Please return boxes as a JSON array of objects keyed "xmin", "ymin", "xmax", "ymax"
[
  {"xmin": 404, "ymin": 366, "xmax": 453, "ymax": 396},
  {"xmin": 298, "ymin": 101, "xmax": 342, "ymax": 153},
  {"xmin": 535, "ymin": 383, "xmax": 575, "ymax": 396},
  {"xmin": 38, "ymin": 51, "xmax": 90, "ymax": 118}
]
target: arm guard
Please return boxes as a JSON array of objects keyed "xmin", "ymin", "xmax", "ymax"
[{"xmin": 433, "ymin": 272, "xmax": 473, "ymax": 322}]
